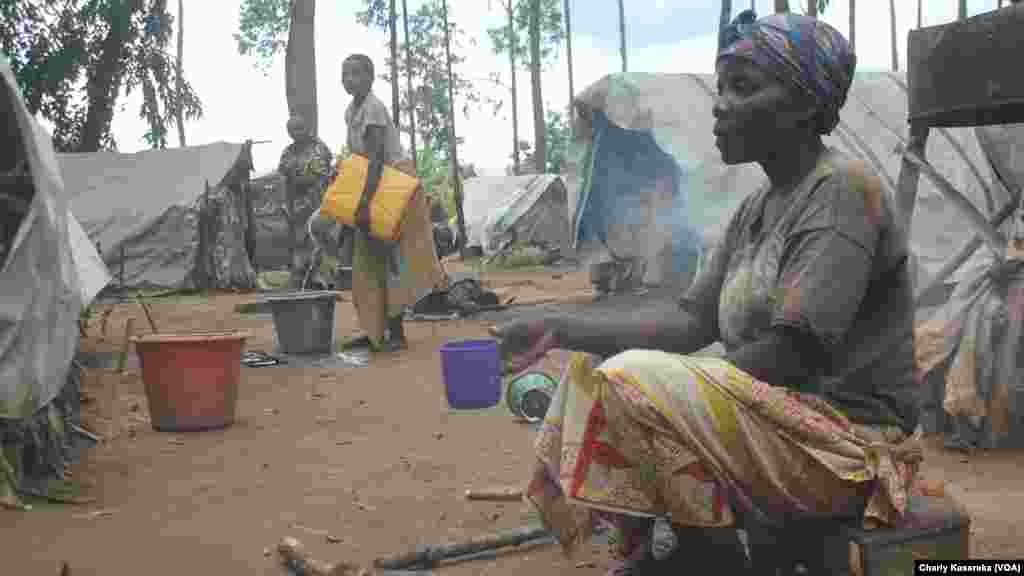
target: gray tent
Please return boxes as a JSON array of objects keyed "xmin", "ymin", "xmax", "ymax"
[
  {"xmin": 61, "ymin": 142, "xmax": 257, "ymax": 290},
  {"xmin": 572, "ymin": 72, "xmax": 1017, "ymax": 290},
  {"xmin": 2, "ymin": 57, "xmax": 111, "ymax": 505},
  {"xmin": 461, "ymin": 174, "xmax": 572, "ymax": 257}
]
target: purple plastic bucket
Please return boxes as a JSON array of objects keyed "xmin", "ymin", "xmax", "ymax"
[{"xmin": 440, "ymin": 339, "xmax": 502, "ymax": 409}]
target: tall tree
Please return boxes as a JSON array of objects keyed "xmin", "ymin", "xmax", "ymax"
[
  {"xmin": 889, "ymin": 0, "xmax": 898, "ymax": 71},
  {"xmin": 850, "ymin": 0, "xmax": 856, "ymax": 51},
  {"xmin": 774, "ymin": 0, "xmax": 790, "ymax": 12},
  {"xmin": 564, "ymin": 0, "xmax": 574, "ymax": 139},
  {"xmin": 235, "ymin": 0, "xmax": 319, "ymax": 136},
  {"xmin": 176, "ymin": 0, "xmax": 186, "ymax": 146},
  {"xmin": 389, "ymin": 0, "xmax": 400, "ymax": 128},
  {"xmin": 489, "ymin": 0, "xmax": 522, "ymax": 175},
  {"xmin": 719, "ymin": 1, "xmax": 733, "ymax": 50},
  {"xmin": 3, "ymin": 0, "xmax": 202, "ymax": 152},
  {"xmin": 358, "ymin": 0, "xmax": 494, "ymax": 160},
  {"xmin": 401, "ymin": 0, "xmax": 416, "ymax": 170},
  {"xmin": 486, "ymin": 0, "xmax": 562, "ymax": 175},
  {"xmin": 617, "ymin": 0, "xmax": 627, "ymax": 72},
  {"xmin": 529, "ymin": 0, "xmax": 545, "ymax": 172},
  {"xmin": 440, "ymin": 0, "xmax": 468, "ymax": 253}
]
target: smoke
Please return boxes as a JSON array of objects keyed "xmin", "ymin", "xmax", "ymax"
[{"xmin": 576, "ymin": 159, "xmax": 703, "ymax": 285}]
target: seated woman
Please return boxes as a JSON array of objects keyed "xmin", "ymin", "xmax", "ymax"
[{"xmin": 492, "ymin": 11, "xmax": 920, "ymax": 575}]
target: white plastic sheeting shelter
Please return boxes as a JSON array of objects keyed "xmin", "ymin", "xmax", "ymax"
[
  {"xmin": 461, "ymin": 174, "xmax": 572, "ymax": 256},
  {"xmin": 0, "ymin": 58, "xmax": 111, "ymax": 420}
]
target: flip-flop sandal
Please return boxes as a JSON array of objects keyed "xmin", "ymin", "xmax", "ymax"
[
  {"xmin": 242, "ymin": 351, "xmax": 284, "ymax": 367},
  {"xmin": 340, "ymin": 335, "xmax": 373, "ymax": 351}
]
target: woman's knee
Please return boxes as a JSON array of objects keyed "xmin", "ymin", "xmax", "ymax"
[{"xmin": 599, "ymin": 349, "xmax": 668, "ymax": 373}]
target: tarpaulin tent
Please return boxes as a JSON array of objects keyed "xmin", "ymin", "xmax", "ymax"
[
  {"xmin": 60, "ymin": 141, "xmax": 257, "ymax": 290},
  {"xmin": 572, "ymin": 71, "xmax": 1017, "ymax": 290},
  {"xmin": 461, "ymin": 174, "xmax": 573, "ymax": 257},
  {"xmin": 1, "ymin": 57, "xmax": 111, "ymax": 505}
]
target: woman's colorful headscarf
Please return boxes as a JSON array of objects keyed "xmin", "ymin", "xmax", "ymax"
[{"xmin": 717, "ymin": 10, "xmax": 856, "ymax": 135}]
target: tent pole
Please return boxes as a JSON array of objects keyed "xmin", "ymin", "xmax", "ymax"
[{"xmin": 895, "ymin": 122, "xmax": 929, "ymax": 294}]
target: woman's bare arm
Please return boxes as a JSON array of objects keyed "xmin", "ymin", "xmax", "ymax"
[{"xmin": 552, "ymin": 308, "xmax": 716, "ymax": 358}]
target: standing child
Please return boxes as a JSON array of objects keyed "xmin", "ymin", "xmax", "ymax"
[{"xmin": 340, "ymin": 54, "xmax": 446, "ymax": 353}]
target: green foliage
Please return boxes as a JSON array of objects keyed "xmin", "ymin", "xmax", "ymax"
[
  {"xmin": 233, "ymin": 0, "xmax": 290, "ymax": 71},
  {"xmin": 543, "ymin": 109, "xmax": 569, "ymax": 173},
  {"xmin": 2, "ymin": 0, "xmax": 203, "ymax": 152},
  {"xmin": 485, "ymin": 0, "xmax": 563, "ymax": 69},
  {"xmin": 357, "ymin": 0, "xmax": 495, "ymax": 160},
  {"xmin": 515, "ymin": 108, "xmax": 570, "ymax": 173}
]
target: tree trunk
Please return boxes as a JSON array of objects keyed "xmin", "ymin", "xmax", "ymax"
[
  {"xmin": 718, "ymin": 0, "xmax": 733, "ymax": 51},
  {"xmin": 751, "ymin": 0, "xmax": 756, "ymax": 11},
  {"xmin": 958, "ymin": 0, "xmax": 967, "ymax": 20},
  {"xmin": 79, "ymin": 0, "xmax": 143, "ymax": 152},
  {"xmin": 508, "ymin": 1, "xmax": 520, "ymax": 175},
  {"xmin": 441, "ymin": 0, "xmax": 468, "ymax": 254},
  {"xmin": 889, "ymin": 0, "xmax": 898, "ymax": 71},
  {"xmin": 564, "ymin": 0, "xmax": 575, "ymax": 140},
  {"xmin": 849, "ymin": 0, "xmax": 856, "ymax": 51},
  {"xmin": 389, "ymin": 0, "xmax": 400, "ymax": 131},
  {"xmin": 175, "ymin": 0, "xmax": 186, "ymax": 147},
  {"xmin": 774, "ymin": 0, "xmax": 790, "ymax": 13},
  {"xmin": 402, "ymin": 0, "xmax": 417, "ymax": 171},
  {"xmin": 617, "ymin": 0, "xmax": 627, "ymax": 72},
  {"xmin": 917, "ymin": 0, "xmax": 922, "ymax": 27},
  {"xmin": 529, "ymin": 0, "xmax": 546, "ymax": 173},
  {"xmin": 286, "ymin": 0, "xmax": 318, "ymax": 136},
  {"xmin": 808, "ymin": 0, "xmax": 817, "ymax": 17}
]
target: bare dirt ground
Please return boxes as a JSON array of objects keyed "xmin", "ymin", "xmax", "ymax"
[{"xmin": 2, "ymin": 264, "xmax": 1022, "ymax": 575}]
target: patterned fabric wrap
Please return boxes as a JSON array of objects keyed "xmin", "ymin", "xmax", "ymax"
[
  {"xmin": 717, "ymin": 9, "xmax": 856, "ymax": 134},
  {"xmin": 525, "ymin": 351, "xmax": 925, "ymax": 560}
]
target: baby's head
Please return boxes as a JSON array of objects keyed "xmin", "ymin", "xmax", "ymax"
[{"xmin": 342, "ymin": 54, "xmax": 374, "ymax": 97}]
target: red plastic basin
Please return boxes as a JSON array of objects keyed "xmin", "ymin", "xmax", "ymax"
[{"xmin": 132, "ymin": 330, "xmax": 249, "ymax": 432}]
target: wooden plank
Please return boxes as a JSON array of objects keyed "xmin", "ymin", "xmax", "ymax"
[
  {"xmin": 896, "ymin": 123, "xmax": 930, "ymax": 235},
  {"xmin": 464, "ymin": 486, "xmax": 524, "ymax": 502}
]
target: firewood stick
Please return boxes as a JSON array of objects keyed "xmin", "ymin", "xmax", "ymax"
[
  {"xmin": 464, "ymin": 486, "xmax": 524, "ymax": 501},
  {"xmin": 276, "ymin": 537, "xmax": 364, "ymax": 576},
  {"xmin": 138, "ymin": 298, "xmax": 158, "ymax": 332},
  {"xmin": 373, "ymin": 525, "xmax": 551, "ymax": 570},
  {"xmin": 112, "ymin": 318, "xmax": 134, "ymax": 439},
  {"xmin": 116, "ymin": 318, "xmax": 135, "ymax": 373}
]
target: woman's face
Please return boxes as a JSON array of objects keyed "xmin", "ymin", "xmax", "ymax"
[
  {"xmin": 342, "ymin": 61, "xmax": 370, "ymax": 97},
  {"xmin": 712, "ymin": 57, "xmax": 816, "ymax": 165},
  {"xmin": 287, "ymin": 118, "xmax": 309, "ymax": 142}
]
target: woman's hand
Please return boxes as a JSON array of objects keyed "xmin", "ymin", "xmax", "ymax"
[
  {"xmin": 489, "ymin": 318, "xmax": 563, "ymax": 374},
  {"xmin": 355, "ymin": 202, "xmax": 371, "ymax": 234}
]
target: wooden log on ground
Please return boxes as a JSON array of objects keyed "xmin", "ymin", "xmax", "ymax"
[
  {"xmin": 464, "ymin": 486, "xmax": 524, "ymax": 502},
  {"xmin": 276, "ymin": 537, "xmax": 365, "ymax": 576},
  {"xmin": 373, "ymin": 525, "xmax": 551, "ymax": 571}
]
